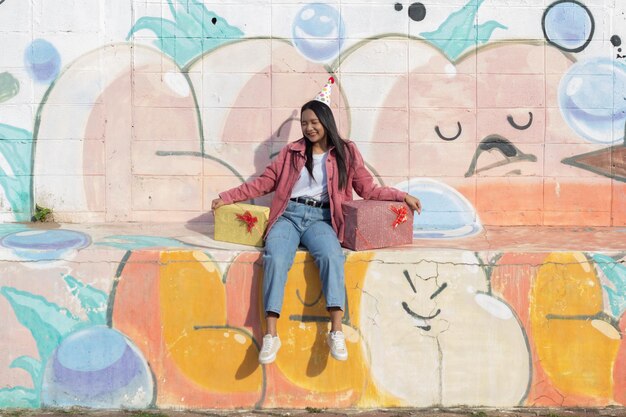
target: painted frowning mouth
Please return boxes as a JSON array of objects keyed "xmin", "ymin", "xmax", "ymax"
[{"xmin": 465, "ymin": 135, "xmax": 537, "ymax": 177}]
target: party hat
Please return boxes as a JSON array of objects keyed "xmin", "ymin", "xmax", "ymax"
[{"xmin": 314, "ymin": 77, "xmax": 334, "ymax": 106}]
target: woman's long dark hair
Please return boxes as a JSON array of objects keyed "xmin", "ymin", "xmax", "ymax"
[{"xmin": 299, "ymin": 100, "xmax": 349, "ymax": 190}]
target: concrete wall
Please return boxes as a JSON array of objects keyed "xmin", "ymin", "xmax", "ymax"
[
  {"xmin": 0, "ymin": 0, "xmax": 624, "ymax": 228},
  {"xmin": 0, "ymin": 227, "xmax": 624, "ymax": 409},
  {"xmin": 0, "ymin": 226, "xmax": 626, "ymax": 408}
]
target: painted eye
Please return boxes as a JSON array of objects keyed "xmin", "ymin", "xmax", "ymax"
[
  {"xmin": 430, "ymin": 282, "xmax": 447, "ymax": 299},
  {"xmin": 507, "ymin": 112, "xmax": 533, "ymax": 130},
  {"xmin": 435, "ymin": 122, "xmax": 462, "ymax": 141}
]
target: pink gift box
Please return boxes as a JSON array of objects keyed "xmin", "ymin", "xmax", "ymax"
[{"xmin": 341, "ymin": 200, "xmax": 414, "ymax": 250}]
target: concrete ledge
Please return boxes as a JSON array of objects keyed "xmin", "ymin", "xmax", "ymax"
[
  {"xmin": 4, "ymin": 407, "xmax": 626, "ymax": 417},
  {"xmin": 0, "ymin": 223, "xmax": 624, "ymax": 409}
]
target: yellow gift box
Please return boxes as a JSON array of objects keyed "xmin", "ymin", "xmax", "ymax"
[{"xmin": 214, "ymin": 203, "xmax": 270, "ymax": 247}]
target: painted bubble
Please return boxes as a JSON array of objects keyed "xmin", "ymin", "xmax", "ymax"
[
  {"xmin": 292, "ymin": 3, "xmax": 344, "ymax": 62},
  {"xmin": 0, "ymin": 229, "xmax": 91, "ymax": 261},
  {"xmin": 559, "ymin": 58, "xmax": 626, "ymax": 144},
  {"xmin": 24, "ymin": 39, "xmax": 61, "ymax": 83},
  {"xmin": 394, "ymin": 178, "xmax": 482, "ymax": 238},
  {"xmin": 41, "ymin": 326, "xmax": 154, "ymax": 408},
  {"xmin": 542, "ymin": 1, "xmax": 594, "ymax": 52}
]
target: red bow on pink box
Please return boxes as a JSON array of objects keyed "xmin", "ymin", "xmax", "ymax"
[
  {"xmin": 390, "ymin": 205, "xmax": 408, "ymax": 229},
  {"xmin": 236, "ymin": 211, "xmax": 258, "ymax": 233}
]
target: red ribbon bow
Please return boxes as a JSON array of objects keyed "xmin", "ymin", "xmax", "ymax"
[
  {"xmin": 236, "ymin": 211, "xmax": 258, "ymax": 233},
  {"xmin": 390, "ymin": 205, "xmax": 408, "ymax": 229}
]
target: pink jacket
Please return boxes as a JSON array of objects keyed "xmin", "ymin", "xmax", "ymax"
[{"xmin": 219, "ymin": 138, "xmax": 407, "ymax": 243}]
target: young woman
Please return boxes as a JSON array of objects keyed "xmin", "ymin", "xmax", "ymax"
[{"xmin": 211, "ymin": 80, "xmax": 421, "ymax": 365}]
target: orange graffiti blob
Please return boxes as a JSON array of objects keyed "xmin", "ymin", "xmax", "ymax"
[
  {"xmin": 531, "ymin": 252, "xmax": 620, "ymax": 405},
  {"xmin": 112, "ymin": 250, "xmax": 263, "ymax": 408}
]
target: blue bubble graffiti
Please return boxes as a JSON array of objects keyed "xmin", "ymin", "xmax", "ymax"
[
  {"xmin": 0, "ymin": 229, "xmax": 91, "ymax": 261},
  {"xmin": 542, "ymin": 0, "xmax": 594, "ymax": 53},
  {"xmin": 292, "ymin": 3, "xmax": 345, "ymax": 62},
  {"xmin": 24, "ymin": 39, "xmax": 61, "ymax": 84},
  {"xmin": 394, "ymin": 178, "xmax": 482, "ymax": 239},
  {"xmin": 0, "ymin": 272, "xmax": 152, "ymax": 409},
  {"xmin": 559, "ymin": 58, "xmax": 626, "ymax": 144},
  {"xmin": 41, "ymin": 326, "xmax": 154, "ymax": 409}
]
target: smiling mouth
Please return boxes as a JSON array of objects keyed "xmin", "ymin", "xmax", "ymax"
[{"xmin": 402, "ymin": 301, "xmax": 440, "ymax": 331}]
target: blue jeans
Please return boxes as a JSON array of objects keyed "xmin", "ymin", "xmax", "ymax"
[{"xmin": 263, "ymin": 200, "xmax": 346, "ymax": 315}]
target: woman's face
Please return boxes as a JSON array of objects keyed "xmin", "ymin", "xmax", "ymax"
[{"xmin": 301, "ymin": 109, "xmax": 327, "ymax": 146}]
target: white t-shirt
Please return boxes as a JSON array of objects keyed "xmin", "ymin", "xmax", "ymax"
[{"xmin": 290, "ymin": 152, "xmax": 329, "ymax": 202}]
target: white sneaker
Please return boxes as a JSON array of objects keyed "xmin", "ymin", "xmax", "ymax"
[
  {"xmin": 259, "ymin": 334, "xmax": 281, "ymax": 364},
  {"xmin": 327, "ymin": 331, "xmax": 348, "ymax": 361}
]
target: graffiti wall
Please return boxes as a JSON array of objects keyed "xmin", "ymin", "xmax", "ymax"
[
  {"xmin": 0, "ymin": 224, "xmax": 624, "ymax": 408},
  {"xmin": 1, "ymin": 0, "xmax": 626, "ymax": 411},
  {"xmin": 0, "ymin": 0, "xmax": 624, "ymax": 228}
]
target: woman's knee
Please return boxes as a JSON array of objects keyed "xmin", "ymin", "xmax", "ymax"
[
  {"xmin": 263, "ymin": 252, "xmax": 294, "ymax": 273},
  {"xmin": 314, "ymin": 248, "xmax": 345, "ymax": 266}
]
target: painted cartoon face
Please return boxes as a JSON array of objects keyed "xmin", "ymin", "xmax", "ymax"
[
  {"xmin": 360, "ymin": 250, "xmax": 530, "ymax": 406},
  {"xmin": 340, "ymin": 40, "xmax": 556, "ymax": 177},
  {"xmin": 34, "ymin": 36, "xmax": 616, "ymax": 226},
  {"xmin": 399, "ymin": 268, "xmax": 449, "ymax": 333},
  {"xmin": 340, "ymin": 39, "xmax": 614, "ymax": 225}
]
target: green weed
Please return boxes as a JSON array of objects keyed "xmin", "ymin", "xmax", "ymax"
[{"xmin": 32, "ymin": 204, "xmax": 52, "ymax": 222}]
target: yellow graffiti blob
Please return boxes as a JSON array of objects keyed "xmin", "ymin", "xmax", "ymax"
[
  {"xmin": 267, "ymin": 251, "xmax": 372, "ymax": 403},
  {"xmin": 161, "ymin": 251, "xmax": 262, "ymax": 393},
  {"xmin": 531, "ymin": 252, "xmax": 620, "ymax": 402}
]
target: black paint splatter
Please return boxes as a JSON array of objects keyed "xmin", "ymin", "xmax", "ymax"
[
  {"xmin": 611, "ymin": 35, "xmax": 622, "ymax": 47},
  {"xmin": 408, "ymin": 2, "xmax": 426, "ymax": 21},
  {"xmin": 394, "ymin": 3, "xmax": 403, "ymax": 11},
  {"xmin": 211, "ymin": 17, "xmax": 217, "ymax": 25}
]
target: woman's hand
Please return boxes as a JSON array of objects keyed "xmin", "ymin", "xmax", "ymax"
[
  {"xmin": 404, "ymin": 194, "xmax": 422, "ymax": 215},
  {"xmin": 211, "ymin": 198, "xmax": 226, "ymax": 211}
]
